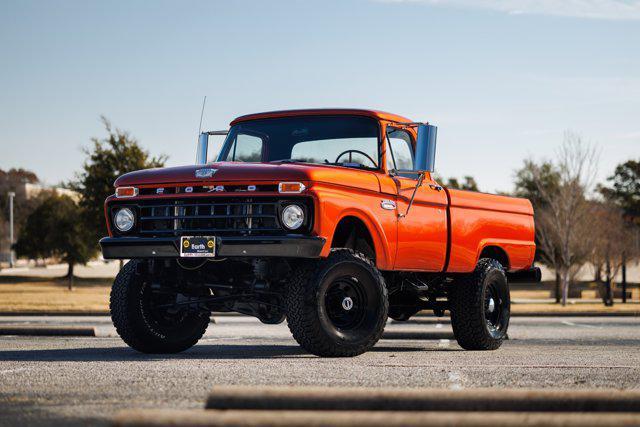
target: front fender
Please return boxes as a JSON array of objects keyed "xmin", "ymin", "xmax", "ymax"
[{"xmin": 311, "ymin": 185, "xmax": 396, "ymax": 270}]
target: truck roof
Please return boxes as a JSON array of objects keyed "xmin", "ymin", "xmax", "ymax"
[{"xmin": 230, "ymin": 108, "xmax": 413, "ymax": 126}]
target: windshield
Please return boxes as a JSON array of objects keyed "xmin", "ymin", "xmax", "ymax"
[{"xmin": 217, "ymin": 115, "xmax": 380, "ymax": 169}]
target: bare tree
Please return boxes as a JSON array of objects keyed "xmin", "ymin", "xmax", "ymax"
[
  {"xmin": 590, "ymin": 203, "xmax": 638, "ymax": 305},
  {"xmin": 531, "ymin": 133, "xmax": 599, "ymax": 305}
]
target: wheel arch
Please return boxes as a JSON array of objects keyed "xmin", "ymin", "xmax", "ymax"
[
  {"xmin": 478, "ymin": 245, "xmax": 510, "ymax": 270},
  {"xmin": 328, "ymin": 213, "xmax": 390, "ymax": 268}
]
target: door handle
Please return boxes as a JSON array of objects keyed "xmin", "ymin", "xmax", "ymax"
[{"xmin": 429, "ymin": 184, "xmax": 443, "ymax": 191}]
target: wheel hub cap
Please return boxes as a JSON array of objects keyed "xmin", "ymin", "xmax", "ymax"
[
  {"xmin": 487, "ymin": 298, "xmax": 495, "ymax": 313},
  {"xmin": 342, "ymin": 296, "xmax": 354, "ymax": 311}
]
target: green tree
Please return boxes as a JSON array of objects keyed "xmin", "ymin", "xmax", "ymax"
[
  {"xmin": 599, "ymin": 159, "xmax": 640, "ymax": 225},
  {"xmin": 69, "ymin": 117, "xmax": 166, "ymax": 245},
  {"xmin": 443, "ymin": 176, "xmax": 480, "ymax": 191},
  {"xmin": 513, "ymin": 160, "xmax": 560, "ymax": 208},
  {"xmin": 598, "ymin": 159, "xmax": 640, "ymax": 302},
  {"xmin": 15, "ymin": 193, "xmax": 95, "ymax": 289}
]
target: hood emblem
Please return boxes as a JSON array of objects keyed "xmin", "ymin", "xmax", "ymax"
[{"xmin": 195, "ymin": 168, "xmax": 217, "ymax": 178}]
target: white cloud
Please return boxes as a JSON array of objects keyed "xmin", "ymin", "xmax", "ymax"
[{"xmin": 379, "ymin": 0, "xmax": 640, "ymax": 20}]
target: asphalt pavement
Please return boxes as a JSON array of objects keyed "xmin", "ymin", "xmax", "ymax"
[{"xmin": 0, "ymin": 315, "xmax": 639, "ymax": 426}]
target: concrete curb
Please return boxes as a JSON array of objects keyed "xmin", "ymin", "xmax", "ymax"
[
  {"xmin": 112, "ymin": 409, "xmax": 640, "ymax": 427},
  {"xmin": 205, "ymin": 386, "xmax": 640, "ymax": 413},
  {"xmin": 0, "ymin": 325, "xmax": 96, "ymax": 336}
]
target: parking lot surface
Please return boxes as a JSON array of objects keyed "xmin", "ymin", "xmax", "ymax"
[{"xmin": 1, "ymin": 315, "xmax": 639, "ymax": 426}]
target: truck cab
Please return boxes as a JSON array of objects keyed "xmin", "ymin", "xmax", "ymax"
[{"xmin": 101, "ymin": 109, "xmax": 539, "ymax": 356}]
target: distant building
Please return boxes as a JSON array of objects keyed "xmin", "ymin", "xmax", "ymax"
[{"xmin": 16, "ymin": 182, "xmax": 79, "ymax": 202}]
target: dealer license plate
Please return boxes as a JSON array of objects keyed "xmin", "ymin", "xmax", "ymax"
[{"xmin": 180, "ymin": 236, "xmax": 216, "ymax": 257}]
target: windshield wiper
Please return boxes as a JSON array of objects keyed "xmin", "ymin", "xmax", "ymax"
[
  {"xmin": 270, "ymin": 159, "xmax": 308, "ymax": 164},
  {"xmin": 325, "ymin": 161, "xmax": 369, "ymax": 169}
]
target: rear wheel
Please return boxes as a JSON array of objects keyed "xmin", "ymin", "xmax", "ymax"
[
  {"xmin": 110, "ymin": 260, "xmax": 211, "ymax": 354},
  {"xmin": 449, "ymin": 258, "xmax": 510, "ymax": 350},
  {"xmin": 285, "ymin": 249, "xmax": 388, "ymax": 357}
]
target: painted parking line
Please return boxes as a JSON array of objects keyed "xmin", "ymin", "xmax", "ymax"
[
  {"xmin": 438, "ymin": 339, "xmax": 450, "ymax": 348},
  {"xmin": 561, "ymin": 320, "xmax": 601, "ymax": 329},
  {"xmin": 447, "ymin": 371, "xmax": 463, "ymax": 390}
]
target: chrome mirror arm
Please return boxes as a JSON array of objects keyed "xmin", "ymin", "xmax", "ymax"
[{"xmin": 398, "ymin": 171, "xmax": 425, "ymax": 219}]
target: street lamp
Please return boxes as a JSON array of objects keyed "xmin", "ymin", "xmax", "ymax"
[{"xmin": 8, "ymin": 191, "xmax": 15, "ymax": 268}]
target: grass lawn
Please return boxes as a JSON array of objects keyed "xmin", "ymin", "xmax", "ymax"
[{"xmin": 0, "ymin": 276, "xmax": 111, "ymax": 314}]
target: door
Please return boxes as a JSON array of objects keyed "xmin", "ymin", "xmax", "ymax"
[{"xmin": 385, "ymin": 127, "xmax": 448, "ymax": 271}]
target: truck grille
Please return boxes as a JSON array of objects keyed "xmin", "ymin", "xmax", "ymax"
[{"xmin": 134, "ymin": 197, "xmax": 283, "ymax": 237}]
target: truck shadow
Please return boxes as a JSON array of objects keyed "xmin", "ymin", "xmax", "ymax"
[{"xmin": 0, "ymin": 343, "xmax": 450, "ymax": 362}]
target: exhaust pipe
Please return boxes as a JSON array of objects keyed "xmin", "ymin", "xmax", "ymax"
[{"xmin": 507, "ymin": 267, "xmax": 542, "ymax": 283}]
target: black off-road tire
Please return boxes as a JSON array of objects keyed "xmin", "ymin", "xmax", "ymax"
[
  {"xmin": 110, "ymin": 260, "xmax": 210, "ymax": 354},
  {"xmin": 449, "ymin": 258, "xmax": 510, "ymax": 350},
  {"xmin": 285, "ymin": 249, "xmax": 388, "ymax": 357}
]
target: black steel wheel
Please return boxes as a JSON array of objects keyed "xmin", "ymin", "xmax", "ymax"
[
  {"xmin": 450, "ymin": 258, "xmax": 510, "ymax": 350},
  {"xmin": 110, "ymin": 260, "xmax": 211, "ymax": 354},
  {"xmin": 484, "ymin": 279, "xmax": 508, "ymax": 338},
  {"xmin": 324, "ymin": 276, "xmax": 368, "ymax": 330},
  {"xmin": 286, "ymin": 249, "xmax": 388, "ymax": 357}
]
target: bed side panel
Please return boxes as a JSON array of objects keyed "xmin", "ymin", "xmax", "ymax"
[{"xmin": 446, "ymin": 189, "xmax": 535, "ymax": 273}]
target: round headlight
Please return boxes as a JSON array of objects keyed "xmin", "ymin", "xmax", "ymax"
[
  {"xmin": 114, "ymin": 207, "xmax": 135, "ymax": 232},
  {"xmin": 281, "ymin": 204, "xmax": 304, "ymax": 230}
]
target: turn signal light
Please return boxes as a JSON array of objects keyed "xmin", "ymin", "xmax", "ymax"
[
  {"xmin": 115, "ymin": 187, "xmax": 139, "ymax": 198},
  {"xmin": 278, "ymin": 182, "xmax": 306, "ymax": 193}
]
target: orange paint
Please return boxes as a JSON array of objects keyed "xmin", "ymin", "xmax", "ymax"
[{"xmin": 105, "ymin": 109, "xmax": 536, "ymax": 273}]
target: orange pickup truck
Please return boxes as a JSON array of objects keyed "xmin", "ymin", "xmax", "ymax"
[{"xmin": 100, "ymin": 109, "xmax": 539, "ymax": 357}]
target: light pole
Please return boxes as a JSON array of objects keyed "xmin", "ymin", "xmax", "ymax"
[{"xmin": 8, "ymin": 191, "xmax": 15, "ymax": 268}]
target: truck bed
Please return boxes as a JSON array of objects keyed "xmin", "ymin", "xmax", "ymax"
[{"xmin": 445, "ymin": 188, "xmax": 535, "ymax": 273}]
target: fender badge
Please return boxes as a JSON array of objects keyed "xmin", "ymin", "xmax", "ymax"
[{"xmin": 195, "ymin": 168, "xmax": 217, "ymax": 178}]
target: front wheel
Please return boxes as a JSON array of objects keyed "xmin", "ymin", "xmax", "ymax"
[
  {"xmin": 449, "ymin": 258, "xmax": 510, "ymax": 350},
  {"xmin": 285, "ymin": 249, "xmax": 388, "ymax": 357},
  {"xmin": 110, "ymin": 260, "xmax": 211, "ymax": 354}
]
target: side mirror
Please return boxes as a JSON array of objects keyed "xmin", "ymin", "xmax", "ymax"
[
  {"xmin": 196, "ymin": 131, "xmax": 229, "ymax": 165},
  {"xmin": 196, "ymin": 133, "xmax": 209, "ymax": 165},
  {"xmin": 414, "ymin": 124, "xmax": 437, "ymax": 173}
]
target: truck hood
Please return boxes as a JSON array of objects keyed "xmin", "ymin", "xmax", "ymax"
[{"xmin": 114, "ymin": 162, "xmax": 381, "ymax": 192}]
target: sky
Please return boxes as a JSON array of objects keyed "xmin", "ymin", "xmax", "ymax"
[{"xmin": 1, "ymin": 0, "xmax": 639, "ymax": 193}]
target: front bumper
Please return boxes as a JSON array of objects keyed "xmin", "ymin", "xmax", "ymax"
[{"xmin": 100, "ymin": 235, "xmax": 326, "ymax": 259}]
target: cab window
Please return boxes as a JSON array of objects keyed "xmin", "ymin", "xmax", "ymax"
[
  {"xmin": 386, "ymin": 128, "xmax": 414, "ymax": 172},
  {"xmin": 227, "ymin": 133, "xmax": 263, "ymax": 162}
]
